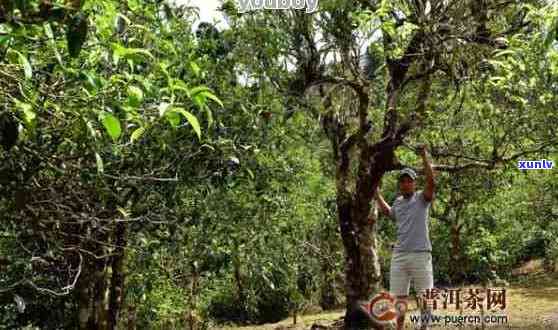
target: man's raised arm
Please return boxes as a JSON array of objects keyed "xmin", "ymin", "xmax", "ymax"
[
  {"xmin": 419, "ymin": 145, "xmax": 436, "ymax": 202},
  {"xmin": 375, "ymin": 187, "xmax": 393, "ymax": 219}
]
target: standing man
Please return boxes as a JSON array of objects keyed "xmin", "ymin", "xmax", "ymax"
[{"xmin": 374, "ymin": 145, "xmax": 436, "ymax": 330}]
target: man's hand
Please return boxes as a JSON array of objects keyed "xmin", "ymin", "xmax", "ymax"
[
  {"xmin": 417, "ymin": 144, "xmax": 428, "ymax": 158},
  {"xmin": 374, "ymin": 180, "xmax": 381, "ymax": 198},
  {"xmin": 374, "ymin": 183, "xmax": 393, "ymax": 219},
  {"xmin": 418, "ymin": 144, "xmax": 436, "ymax": 202}
]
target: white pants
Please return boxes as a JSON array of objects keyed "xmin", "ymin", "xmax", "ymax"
[{"xmin": 389, "ymin": 251, "xmax": 434, "ymax": 297}]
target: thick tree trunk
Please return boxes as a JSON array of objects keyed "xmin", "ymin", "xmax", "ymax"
[
  {"xmin": 316, "ymin": 37, "xmax": 416, "ymax": 327},
  {"xmin": 339, "ymin": 193, "xmax": 385, "ymax": 330},
  {"xmin": 321, "ymin": 86, "xmax": 395, "ymax": 329}
]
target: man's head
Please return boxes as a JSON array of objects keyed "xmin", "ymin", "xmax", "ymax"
[{"xmin": 398, "ymin": 168, "xmax": 417, "ymax": 197}]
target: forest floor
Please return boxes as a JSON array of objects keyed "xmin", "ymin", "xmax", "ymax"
[{"xmin": 214, "ymin": 272, "xmax": 558, "ymax": 330}]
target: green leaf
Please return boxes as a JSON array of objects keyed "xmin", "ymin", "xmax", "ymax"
[
  {"xmin": 190, "ymin": 61, "xmax": 201, "ymax": 77},
  {"xmin": 81, "ymin": 72, "xmax": 101, "ymax": 92},
  {"xmin": 15, "ymin": 100, "xmax": 35, "ymax": 127},
  {"xmin": 44, "ymin": 23, "xmax": 54, "ymax": 39},
  {"xmin": 192, "ymin": 93, "xmax": 204, "ymax": 108},
  {"xmin": 130, "ymin": 126, "xmax": 146, "ymax": 143},
  {"xmin": 205, "ymin": 106, "xmax": 213, "ymax": 129},
  {"xmin": 44, "ymin": 23, "xmax": 63, "ymax": 65},
  {"xmin": 100, "ymin": 113, "xmax": 122, "ymax": 141},
  {"xmin": 127, "ymin": 85, "xmax": 144, "ymax": 107},
  {"xmin": 117, "ymin": 206, "xmax": 131, "ymax": 218},
  {"xmin": 172, "ymin": 107, "xmax": 201, "ymax": 140},
  {"xmin": 111, "ymin": 43, "xmax": 155, "ymax": 64},
  {"xmin": 493, "ymin": 49, "xmax": 516, "ymax": 58},
  {"xmin": 189, "ymin": 85, "xmax": 212, "ymax": 96},
  {"xmin": 95, "ymin": 152, "xmax": 104, "ymax": 174},
  {"xmin": 158, "ymin": 102, "xmax": 171, "ymax": 117},
  {"xmin": 169, "ymin": 79, "xmax": 190, "ymax": 95},
  {"xmin": 201, "ymin": 90, "xmax": 224, "ymax": 107},
  {"xmin": 15, "ymin": 51, "xmax": 32, "ymax": 79},
  {"xmin": 165, "ymin": 110, "xmax": 181, "ymax": 127},
  {"xmin": 0, "ymin": 35, "xmax": 12, "ymax": 47},
  {"xmin": 189, "ymin": 86, "xmax": 224, "ymax": 108}
]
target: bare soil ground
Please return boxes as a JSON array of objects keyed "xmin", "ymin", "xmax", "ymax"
[{"xmin": 213, "ymin": 272, "xmax": 558, "ymax": 330}]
